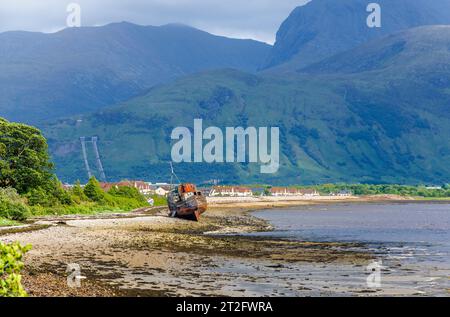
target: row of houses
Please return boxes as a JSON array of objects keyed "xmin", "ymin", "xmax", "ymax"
[
  {"xmin": 70, "ymin": 180, "xmax": 324, "ymax": 198},
  {"xmin": 209, "ymin": 186, "xmax": 253, "ymax": 197},
  {"xmin": 209, "ymin": 186, "xmax": 320, "ymax": 197},
  {"xmin": 268, "ymin": 187, "xmax": 319, "ymax": 197}
]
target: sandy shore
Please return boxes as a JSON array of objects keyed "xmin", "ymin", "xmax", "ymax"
[
  {"xmin": 0, "ymin": 196, "xmax": 436, "ymax": 297},
  {"xmin": 206, "ymin": 194, "xmax": 417, "ymax": 209}
]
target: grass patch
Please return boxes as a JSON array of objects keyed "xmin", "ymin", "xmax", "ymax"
[
  {"xmin": 0, "ymin": 217, "xmax": 22, "ymax": 227},
  {"xmin": 148, "ymin": 195, "xmax": 168, "ymax": 207},
  {"xmin": 412, "ymin": 197, "xmax": 450, "ymax": 201},
  {"xmin": 29, "ymin": 203, "xmax": 139, "ymax": 217}
]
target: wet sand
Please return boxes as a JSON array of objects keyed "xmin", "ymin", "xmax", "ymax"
[{"xmin": 0, "ymin": 197, "xmax": 439, "ymax": 297}]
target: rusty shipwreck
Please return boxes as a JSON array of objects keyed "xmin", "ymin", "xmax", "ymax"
[
  {"xmin": 167, "ymin": 164, "xmax": 207, "ymax": 221},
  {"xmin": 168, "ymin": 183, "xmax": 207, "ymax": 221}
]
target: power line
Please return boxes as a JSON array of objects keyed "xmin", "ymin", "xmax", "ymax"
[{"xmin": 80, "ymin": 136, "xmax": 106, "ymax": 181}]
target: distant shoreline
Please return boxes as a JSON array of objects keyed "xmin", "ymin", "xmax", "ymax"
[{"xmin": 206, "ymin": 195, "xmax": 450, "ymax": 212}]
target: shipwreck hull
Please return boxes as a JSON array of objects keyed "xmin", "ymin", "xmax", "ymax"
[
  {"xmin": 172, "ymin": 196, "xmax": 207, "ymax": 221},
  {"xmin": 168, "ymin": 184, "xmax": 207, "ymax": 221}
]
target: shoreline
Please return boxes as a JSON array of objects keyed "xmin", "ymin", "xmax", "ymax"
[
  {"xmin": 1, "ymin": 196, "xmax": 447, "ymax": 297},
  {"xmin": 206, "ymin": 195, "xmax": 449, "ymax": 213},
  {"xmin": 0, "ymin": 195, "xmax": 444, "ymax": 232}
]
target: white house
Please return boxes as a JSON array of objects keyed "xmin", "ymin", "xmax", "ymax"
[
  {"xmin": 210, "ymin": 186, "xmax": 253, "ymax": 197},
  {"xmin": 155, "ymin": 186, "xmax": 171, "ymax": 196},
  {"xmin": 269, "ymin": 187, "xmax": 319, "ymax": 197}
]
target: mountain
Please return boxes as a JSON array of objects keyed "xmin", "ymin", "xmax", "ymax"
[
  {"xmin": 304, "ymin": 25, "xmax": 450, "ymax": 75},
  {"xmin": 43, "ymin": 26, "xmax": 450, "ymax": 185},
  {"xmin": 0, "ymin": 22, "xmax": 271, "ymax": 124},
  {"xmin": 302, "ymin": 25, "xmax": 450, "ymax": 118},
  {"xmin": 263, "ymin": 0, "xmax": 450, "ymax": 70}
]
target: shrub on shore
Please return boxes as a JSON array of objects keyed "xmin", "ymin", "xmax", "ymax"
[
  {"xmin": 83, "ymin": 177, "xmax": 108, "ymax": 203},
  {"xmin": 0, "ymin": 242, "xmax": 31, "ymax": 297},
  {"xmin": 71, "ymin": 180, "xmax": 88, "ymax": 203},
  {"xmin": 149, "ymin": 194, "xmax": 167, "ymax": 207},
  {"xmin": 83, "ymin": 176, "xmax": 149, "ymax": 209},
  {"xmin": 0, "ymin": 188, "xmax": 30, "ymax": 221},
  {"xmin": 26, "ymin": 182, "xmax": 73, "ymax": 207},
  {"xmin": 28, "ymin": 177, "xmax": 150, "ymax": 216}
]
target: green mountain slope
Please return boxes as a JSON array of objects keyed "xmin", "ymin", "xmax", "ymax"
[
  {"xmin": 0, "ymin": 22, "xmax": 271, "ymax": 124},
  {"xmin": 44, "ymin": 26, "xmax": 450, "ymax": 185}
]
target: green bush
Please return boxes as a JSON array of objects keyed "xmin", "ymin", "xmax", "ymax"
[
  {"xmin": 26, "ymin": 180, "xmax": 73, "ymax": 207},
  {"xmin": 108, "ymin": 186, "xmax": 147, "ymax": 204},
  {"xmin": 83, "ymin": 177, "xmax": 106, "ymax": 202},
  {"xmin": 0, "ymin": 188, "xmax": 30, "ymax": 221},
  {"xmin": 149, "ymin": 194, "xmax": 168, "ymax": 207},
  {"xmin": 26, "ymin": 187, "xmax": 52, "ymax": 206},
  {"xmin": 0, "ymin": 242, "xmax": 31, "ymax": 297},
  {"xmin": 49, "ymin": 181, "xmax": 73, "ymax": 205},
  {"xmin": 70, "ymin": 180, "xmax": 88, "ymax": 203}
]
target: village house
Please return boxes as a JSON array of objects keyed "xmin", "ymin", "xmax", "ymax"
[
  {"xmin": 336, "ymin": 190, "xmax": 353, "ymax": 197},
  {"xmin": 197, "ymin": 187, "xmax": 213, "ymax": 197},
  {"xmin": 426, "ymin": 186, "xmax": 443, "ymax": 190},
  {"xmin": 299, "ymin": 189, "xmax": 320, "ymax": 197},
  {"xmin": 269, "ymin": 187, "xmax": 319, "ymax": 197},
  {"xmin": 155, "ymin": 185, "xmax": 171, "ymax": 196},
  {"xmin": 210, "ymin": 186, "xmax": 253, "ymax": 197}
]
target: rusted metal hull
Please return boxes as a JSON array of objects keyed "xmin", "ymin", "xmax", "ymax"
[{"xmin": 168, "ymin": 190, "xmax": 207, "ymax": 221}]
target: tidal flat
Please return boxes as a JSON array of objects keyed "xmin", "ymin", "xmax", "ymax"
[{"xmin": 1, "ymin": 200, "xmax": 446, "ymax": 297}]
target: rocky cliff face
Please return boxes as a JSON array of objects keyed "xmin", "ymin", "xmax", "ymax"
[{"xmin": 263, "ymin": 0, "xmax": 450, "ymax": 70}]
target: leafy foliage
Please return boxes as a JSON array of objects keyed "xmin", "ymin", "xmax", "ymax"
[
  {"xmin": 108, "ymin": 185, "xmax": 147, "ymax": 204},
  {"xmin": 83, "ymin": 177, "xmax": 107, "ymax": 203},
  {"xmin": 26, "ymin": 179, "xmax": 73, "ymax": 207},
  {"xmin": 149, "ymin": 194, "xmax": 168, "ymax": 207},
  {"xmin": 0, "ymin": 118, "xmax": 54, "ymax": 194},
  {"xmin": 70, "ymin": 180, "xmax": 88, "ymax": 203},
  {"xmin": 0, "ymin": 188, "xmax": 30, "ymax": 221},
  {"xmin": 27, "ymin": 176, "xmax": 150, "ymax": 216},
  {"xmin": 0, "ymin": 242, "xmax": 31, "ymax": 297}
]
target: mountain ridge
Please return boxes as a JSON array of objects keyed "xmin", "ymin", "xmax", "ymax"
[
  {"xmin": 43, "ymin": 26, "xmax": 450, "ymax": 184},
  {"xmin": 0, "ymin": 22, "xmax": 271, "ymax": 124}
]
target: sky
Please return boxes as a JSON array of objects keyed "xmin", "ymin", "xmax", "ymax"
[{"xmin": 0, "ymin": 0, "xmax": 310, "ymax": 44}]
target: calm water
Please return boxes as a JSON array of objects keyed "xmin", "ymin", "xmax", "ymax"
[{"xmin": 251, "ymin": 203, "xmax": 450, "ymax": 267}]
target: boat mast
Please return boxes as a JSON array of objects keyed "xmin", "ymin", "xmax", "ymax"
[{"xmin": 170, "ymin": 162, "xmax": 181, "ymax": 189}]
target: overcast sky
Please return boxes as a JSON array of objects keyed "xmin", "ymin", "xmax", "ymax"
[{"xmin": 0, "ymin": 0, "xmax": 310, "ymax": 44}]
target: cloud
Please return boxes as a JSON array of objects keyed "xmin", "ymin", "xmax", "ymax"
[{"xmin": 0, "ymin": 0, "xmax": 309, "ymax": 43}]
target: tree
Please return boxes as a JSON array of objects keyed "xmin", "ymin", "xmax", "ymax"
[
  {"xmin": 83, "ymin": 177, "xmax": 106, "ymax": 202},
  {"xmin": 0, "ymin": 118, "xmax": 54, "ymax": 194},
  {"xmin": 71, "ymin": 180, "xmax": 88, "ymax": 202}
]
